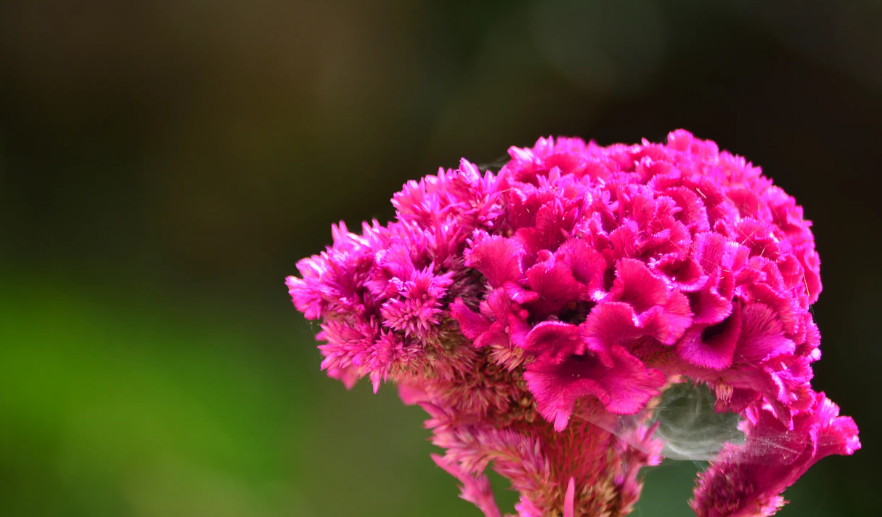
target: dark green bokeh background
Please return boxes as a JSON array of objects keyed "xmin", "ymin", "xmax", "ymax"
[{"xmin": 1, "ymin": 1, "xmax": 879, "ymax": 515}]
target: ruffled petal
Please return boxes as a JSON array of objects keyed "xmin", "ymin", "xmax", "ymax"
[
  {"xmin": 525, "ymin": 345, "xmax": 665, "ymax": 430},
  {"xmin": 692, "ymin": 393, "xmax": 860, "ymax": 517},
  {"xmin": 735, "ymin": 303, "xmax": 795, "ymax": 364},
  {"xmin": 466, "ymin": 235, "xmax": 526, "ymax": 288},
  {"xmin": 676, "ymin": 302, "xmax": 742, "ymax": 369}
]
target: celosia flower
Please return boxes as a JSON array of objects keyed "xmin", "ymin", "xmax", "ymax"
[{"xmin": 287, "ymin": 130, "xmax": 859, "ymax": 516}]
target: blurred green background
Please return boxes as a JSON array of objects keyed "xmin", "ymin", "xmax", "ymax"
[{"xmin": 0, "ymin": 1, "xmax": 879, "ymax": 515}]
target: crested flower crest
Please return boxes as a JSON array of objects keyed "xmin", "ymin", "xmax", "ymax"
[{"xmin": 287, "ymin": 130, "xmax": 859, "ymax": 516}]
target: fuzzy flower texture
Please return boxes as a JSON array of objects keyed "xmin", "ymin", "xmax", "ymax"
[{"xmin": 287, "ymin": 131, "xmax": 859, "ymax": 517}]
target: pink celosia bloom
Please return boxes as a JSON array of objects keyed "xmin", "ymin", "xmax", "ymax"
[{"xmin": 286, "ymin": 130, "xmax": 859, "ymax": 516}]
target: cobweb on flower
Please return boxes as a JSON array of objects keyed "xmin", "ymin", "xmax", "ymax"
[
  {"xmin": 476, "ymin": 156, "xmax": 511, "ymax": 173},
  {"xmin": 583, "ymin": 382, "xmax": 813, "ymax": 465},
  {"xmin": 649, "ymin": 383, "xmax": 745, "ymax": 461}
]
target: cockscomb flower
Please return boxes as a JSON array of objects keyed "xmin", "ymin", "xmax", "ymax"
[{"xmin": 286, "ymin": 130, "xmax": 859, "ymax": 516}]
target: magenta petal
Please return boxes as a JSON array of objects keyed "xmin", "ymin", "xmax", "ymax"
[
  {"xmin": 743, "ymin": 283, "xmax": 799, "ymax": 336},
  {"xmin": 466, "ymin": 235, "xmax": 525, "ymax": 288},
  {"xmin": 652, "ymin": 253, "xmax": 707, "ymax": 292},
  {"xmin": 525, "ymin": 256, "xmax": 586, "ymax": 319},
  {"xmin": 582, "ymin": 302, "xmax": 643, "ymax": 355},
  {"xmin": 798, "ymin": 247, "xmax": 822, "ymax": 304},
  {"xmin": 726, "ymin": 186, "xmax": 765, "ymax": 219},
  {"xmin": 694, "ymin": 232, "xmax": 728, "ymax": 275},
  {"xmin": 775, "ymin": 255, "xmax": 804, "ymax": 294},
  {"xmin": 609, "ymin": 258, "xmax": 670, "ymax": 312},
  {"xmin": 665, "ymin": 186, "xmax": 711, "ymax": 231},
  {"xmin": 474, "ymin": 321, "xmax": 510, "ymax": 348},
  {"xmin": 608, "ymin": 223, "xmax": 640, "ymax": 260},
  {"xmin": 637, "ymin": 291, "xmax": 693, "ymax": 345},
  {"xmin": 557, "ymin": 238, "xmax": 608, "ymax": 295},
  {"xmin": 503, "ymin": 281, "xmax": 540, "ymax": 304},
  {"xmin": 523, "ymin": 321, "xmax": 583, "ymax": 361},
  {"xmin": 286, "ymin": 274, "xmax": 326, "ymax": 320},
  {"xmin": 451, "ymin": 298, "xmax": 491, "ymax": 340},
  {"xmin": 525, "ymin": 345, "xmax": 666, "ymax": 430},
  {"xmin": 676, "ymin": 303, "xmax": 742, "ymax": 370},
  {"xmin": 813, "ymin": 393, "xmax": 861, "ymax": 457},
  {"xmin": 735, "ymin": 218, "xmax": 780, "ymax": 260},
  {"xmin": 691, "ymin": 283, "xmax": 732, "ymax": 325},
  {"xmin": 485, "ymin": 288, "xmax": 514, "ymax": 318},
  {"xmin": 516, "ymin": 199, "xmax": 572, "ymax": 253},
  {"xmin": 452, "ymin": 295, "xmax": 512, "ymax": 349},
  {"xmin": 506, "ymin": 313, "xmax": 533, "ymax": 349},
  {"xmin": 736, "ymin": 303, "xmax": 795, "ymax": 363}
]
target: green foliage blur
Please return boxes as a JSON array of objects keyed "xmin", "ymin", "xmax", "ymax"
[{"xmin": 1, "ymin": 1, "xmax": 879, "ymax": 515}]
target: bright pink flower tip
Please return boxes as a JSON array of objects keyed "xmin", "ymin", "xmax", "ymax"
[
  {"xmin": 563, "ymin": 477, "xmax": 575, "ymax": 517},
  {"xmin": 286, "ymin": 130, "xmax": 858, "ymax": 517}
]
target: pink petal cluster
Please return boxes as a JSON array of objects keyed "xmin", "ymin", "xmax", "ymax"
[{"xmin": 287, "ymin": 130, "xmax": 859, "ymax": 516}]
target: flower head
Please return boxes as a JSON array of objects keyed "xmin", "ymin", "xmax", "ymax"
[{"xmin": 287, "ymin": 130, "xmax": 858, "ymax": 516}]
